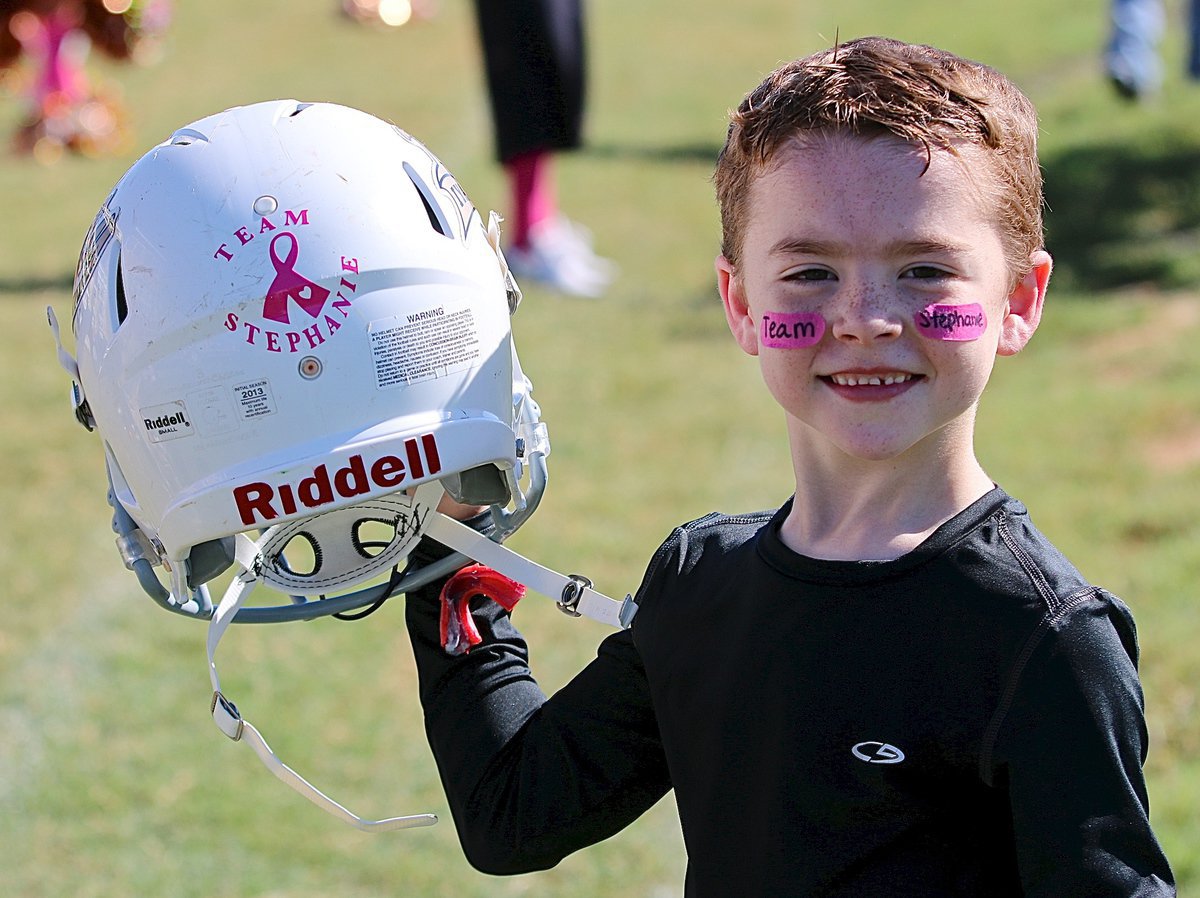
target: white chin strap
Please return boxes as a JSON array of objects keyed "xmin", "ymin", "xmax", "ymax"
[
  {"xmin": 207, "ymin": 532, "xmax": 438, "ymax": 832},
  {"xmin": 205, "ymin": 488, "xmax": 637, "ymax": 832},
  {"xmin": 421, "ymin": 513, "xmax": 637, "ymax": 628}
]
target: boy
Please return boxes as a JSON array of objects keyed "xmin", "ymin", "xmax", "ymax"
[{"xmin": 405, "ymin": 37, "xmax": 1176, "ymax": 895}]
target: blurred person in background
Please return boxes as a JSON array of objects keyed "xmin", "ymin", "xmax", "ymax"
[
  {"xmin": 1105, "ymin": 0, "xmax": 1200, "ymax": 99},
  {"xmin": 472, "ymin": 0, "xmax": 616, "ymax": 298}
]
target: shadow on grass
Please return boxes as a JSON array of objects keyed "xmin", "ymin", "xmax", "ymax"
[
  {"xmin": 1043, "ymin": 136, "xmax": 1200, "ymax": 293},
  {"xmin": 0, "ymin": 273, "xmax": 73, "ymax": 295},
  {"xmin": 584, "ymin": 141, "xmax": 723, "ymax": 166}
]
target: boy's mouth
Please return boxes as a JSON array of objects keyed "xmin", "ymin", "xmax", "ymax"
[{"xmin": 824, "ymin": 372, "xmax": 919, "ymax": 387}]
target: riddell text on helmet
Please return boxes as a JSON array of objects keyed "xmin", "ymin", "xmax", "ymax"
[{"xmin": 232, "ymin": 435, "xmax": 442, "ymax": 526}]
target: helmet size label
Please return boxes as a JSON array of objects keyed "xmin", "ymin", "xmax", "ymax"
[
  {"xmin": 369, "ymin": 304, "xmax": 481, "ymax": 388},
  {"xmin": 142, "ymin": 400, "xmax": 194, "ymax": 443},
  {"xmin": 231, "ymin": 435, "xmax": 442, "ymax": 526}
]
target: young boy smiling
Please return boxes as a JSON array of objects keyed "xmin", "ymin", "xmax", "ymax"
[
  {"xmin": 715, "ymin": 81, "xmax": 1048, "ymax": 561},
  {"xmin": 405, "ymin": 36, "xmax": 1176, "ymax": 895}
]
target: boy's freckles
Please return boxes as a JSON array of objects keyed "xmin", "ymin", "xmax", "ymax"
[{"xmin": 726, "ymin": 133, "xmax": 1018, "ymax": 463}]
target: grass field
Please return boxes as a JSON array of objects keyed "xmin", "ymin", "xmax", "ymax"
[{"xmin": 2, "ymin": 0, "xmax": 1198, "ymax": 894}]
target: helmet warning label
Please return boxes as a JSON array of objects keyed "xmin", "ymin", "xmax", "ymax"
[
  {"xmin": 142, "ymin": 400, "xmax": 194, "ymax": 443},
  {"xmin": 369, "ymin": 304, "xmax": 481, "ymax": 388}
]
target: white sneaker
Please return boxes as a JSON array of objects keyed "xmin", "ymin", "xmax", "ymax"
[{"xmin": 506, "ymin": 218, "xmax": 617, "ymax": 299}]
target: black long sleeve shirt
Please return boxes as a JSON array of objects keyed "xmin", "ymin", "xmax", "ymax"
[{"xmin": 404, "ymin": 488, "xmax": 1175, "ymax": 896}]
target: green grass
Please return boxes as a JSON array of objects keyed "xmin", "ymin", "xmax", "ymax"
[{"xmin": 2, "ymin": 0, "xmax": 1199, "ymax": 893}]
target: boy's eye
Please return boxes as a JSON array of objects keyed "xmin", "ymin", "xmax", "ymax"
[
  {"xmin": 902, "ymin": 265, "xmax": 949, "ymax": 280},
  {"xmin": 786, "ymin": 267, "xmax": 836, "ymax": 282}
]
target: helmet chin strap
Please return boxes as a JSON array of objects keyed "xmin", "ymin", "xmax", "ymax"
[
  {"xmin": 204, "ymin": 486, "xmax": 637, "ymax": 832},
  {"xmin": 207, "ymin": 532, "xmax": 438, "ymax": 832},
  {"xmin": 421, "ymin": 513, "xmax": 639, "ymax": 628}
]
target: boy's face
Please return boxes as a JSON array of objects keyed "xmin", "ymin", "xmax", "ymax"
[{"xmin": 717, "ymin": 134, "xmax": 1050, "ymax": 465}]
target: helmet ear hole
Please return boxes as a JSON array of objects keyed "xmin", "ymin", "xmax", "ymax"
[{"xmin": 441, "ymin": 464, "xmax": 510, "ymax": 506}]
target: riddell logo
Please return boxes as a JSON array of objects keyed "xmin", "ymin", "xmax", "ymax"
[
  {"xmin": 233, "ymin": 435, "xmax": 442, "ymax": 526},
  {"xmin": 145, "ymin": 411, "xmax": 190, "ymax": 430}
]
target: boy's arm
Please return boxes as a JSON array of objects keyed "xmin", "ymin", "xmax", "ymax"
[
  {"xmin": 402, "ymin": 524, "xmax": 672, "ymax": 875},
  {"xmin": 992, "ymin": 590, "xmax": 1176, "ymax": 896}
]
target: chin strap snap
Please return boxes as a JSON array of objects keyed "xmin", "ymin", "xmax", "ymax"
[{"xmin": 47, "ymin": 306, "xmax": 96, "ymax": 430}]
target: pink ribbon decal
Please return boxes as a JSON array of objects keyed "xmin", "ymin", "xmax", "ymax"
[
  {"xmin": 914, "ymin": 303, "xmax": 987, "ymax": 341},
  {"xmin": 760, "ymin": 311, "xmax": 826, "ymax": 348},
  {"xmin": 262, "ymin": 232, "xmax": 331, "ymax": 325}
]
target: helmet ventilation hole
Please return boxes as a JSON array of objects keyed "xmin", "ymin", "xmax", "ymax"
[
  {"xmin": 115, "ymin": 255, "xmax": 128, "ymax": 326},
  {"xmin": 402, "ymin": 161, "xmax": 451, "ymax": 237},
  {"xmin": 168, "ymin": 127, "xmax": 209, "ymax": 147}
]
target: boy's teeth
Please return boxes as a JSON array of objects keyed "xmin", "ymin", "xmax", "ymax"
[{"xmin": 831, "ymin": 373, "xmax": 913, "ymax": 386}]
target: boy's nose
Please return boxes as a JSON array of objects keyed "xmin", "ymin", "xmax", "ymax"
[{"xmin": 829, "ymin": 288, "xmax": 904, "ymax": 344}]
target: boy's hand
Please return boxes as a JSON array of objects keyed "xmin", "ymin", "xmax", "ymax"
[{"xmin": 436, "ymin": 493, "xmax": 490, "ymax": 522}]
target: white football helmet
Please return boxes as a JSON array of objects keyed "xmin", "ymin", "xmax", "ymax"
[
  {"xmin": 53, "ymin": 98, "xmax": 548, "ymax": 619},
  {"xmin": 49, "ymin": 99, "xmax": 634, "ymax": 832}
]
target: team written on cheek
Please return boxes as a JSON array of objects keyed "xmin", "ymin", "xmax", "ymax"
[{"xmin": 214, "ymin": 209, "xmax": 361, "ymax": 354}]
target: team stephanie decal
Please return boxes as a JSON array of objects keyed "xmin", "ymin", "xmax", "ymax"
[
  {"xmin": 215, "ymin": 208, "xmax": 361, "ymax": 355},
  {"xmin": 914, "ymin": 303, "xmax": 987, "ymax": 341},
  {"xmin": 760, "ymin": 311, "xmax": 826, "ymax": 348},
  {"xmin": 231, "ymin": 434, "xmax": 442, "ymax": 526}
]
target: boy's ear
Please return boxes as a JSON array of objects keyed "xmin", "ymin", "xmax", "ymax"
[
  {"xmin": 716, "ymin": 254, "xmax": 759, "ymax": 356},
  {"xmin": 997, "ymin": 250, "xmax": 1052, "ymax": 357}
]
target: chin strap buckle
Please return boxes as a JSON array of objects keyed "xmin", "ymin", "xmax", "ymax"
[
  {"xmin": 557, "ymin": 574, "xmax": 591, "ymax": 617},
  {"xmin": 211, "ymin": 691, "xmax": 244, "ymax": 741}
]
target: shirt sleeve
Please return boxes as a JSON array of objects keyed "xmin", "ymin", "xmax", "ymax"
[
  {"xmin": 989, "ymin": 588, "xmax": 1176, "ymax": 896},
  {"xmin": 403, "ymin": 531, "xmax": 672, "ymax": 875}
]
